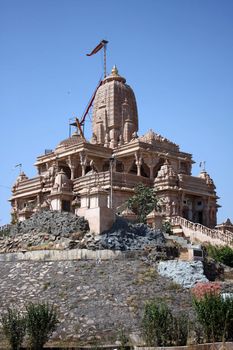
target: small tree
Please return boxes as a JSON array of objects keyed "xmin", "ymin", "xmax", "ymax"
[
  {"xmin": 26, "ymin": 302, "xmax": 59, "ymax": 350},
  {"xmin": 192, "ymin": 282, "xmax": 233, "ymax": 342},
  {"xmin": 127, "ymin": 184, "xmax": 159, "ymax": 223},
  {"xmin": 142, "ymin": 301, "xmax": 173, "ymax": 346},
  {"xmin": 206, "ymin": 244, "xmax": 233, "ymax": 267},
  {"xmin": 1, "ymin": 307, "xmax": 26, "ymax": 350},
  {"xmin": 142, "ymin": 300, "xmax": 189, "ymax": 346}
]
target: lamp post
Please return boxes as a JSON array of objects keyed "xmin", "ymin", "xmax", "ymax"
[{"xmin": 109, "ymin": 155, "xmax": 115, "ymax": 209}]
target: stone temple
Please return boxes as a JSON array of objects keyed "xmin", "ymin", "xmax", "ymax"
[{"xmin": 10, "ymin": 66, "xmax": 219, "ymax": 233}]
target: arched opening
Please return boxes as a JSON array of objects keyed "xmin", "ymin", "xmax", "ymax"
[
  {"xmin": 141, "ymin": 162, "xmax": 150, "ymax": 178},
  {"xmin": 74, "ymin": 165, "xmax": 82, "ymax": 179},
  {"xmin": 129, "ymin": 161, "xmax": 137, "ymax": 175}
]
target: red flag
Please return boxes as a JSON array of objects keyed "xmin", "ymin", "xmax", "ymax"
[{"xmin": 86, "ymin": 40, "xmax": 108, "ymax": 56}]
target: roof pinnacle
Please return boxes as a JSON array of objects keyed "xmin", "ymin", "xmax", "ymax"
[{"xmin": 111, "ymin": 65, "xmax": 119, "ymax": 75}]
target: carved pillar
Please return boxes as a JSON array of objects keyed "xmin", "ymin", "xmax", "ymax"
[
  {"xmin": 144, "ymin": 157, "xmax": 159, "ymax": 180},
  {"xmin": 203, "ymin": 197, "xmax": 210, "ymax": 227},
  {"xmin": 135, "ymin": 152, "xmax": 142, "ymax": 176},
  {"xmin": 80, "ymin": 152, "xmax": 87, "ymax": 177},
  {"xmin": 66, "ymin": 156, "xmax": 76, "ymax": 180},
  {"xmin": 180, "ymin": 192, "xmax": 185, "ymax": 216}
]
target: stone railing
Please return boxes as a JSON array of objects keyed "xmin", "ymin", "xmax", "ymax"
[{"xmin": 170, "ymin": 216, "xmax": 233, "ymax": 245}]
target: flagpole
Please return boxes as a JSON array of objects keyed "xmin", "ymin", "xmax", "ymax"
[{"xmin": 104, "ymin": 43, "xmax": 107, "ymax": 78}]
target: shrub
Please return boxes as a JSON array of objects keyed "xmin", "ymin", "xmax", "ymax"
[
  {"xmin": 26, "ymin": 302, "xmax": 59, "ymax": 350},
  {"xmin": 162, "ymin": 221, "xmax": 173, "ymax": 235},
  {"xmin": 1, "ymin": 307, "xmax": 26, "ymax": 350},
  {"xmin": 206, "ymin": 244, "xmax": 233, "ymax": 267},
  {"xmin": 118, "ymin": 327, "xmax": 128, "ymax": 350},
  {"xmin": 127, "ymin": 184, "xmax": 159, "ymax": 223},
  {"xmin": 192, "ymin": 282, "xmax": 233, "ymax": 342},
  {"xmin": 172, "ymin": 313, "xmax": 189, "ymax": 346},
  {"xmin": 142, "ymin": 300, "xmax": 189, "ymax": 346}
]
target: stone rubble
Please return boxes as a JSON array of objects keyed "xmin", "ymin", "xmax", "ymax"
[
  {"xmin": 0, "ymin": 212, "xmax": 166, "ymax": 253},
  {"xmin": 157, "ymin": 260, "xmax": 209, "ymax": 288},
  {"xmin": 78, "ymin": 217, "xmax": 165, "ymax": 251}
]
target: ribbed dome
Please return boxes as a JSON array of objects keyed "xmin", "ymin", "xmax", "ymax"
[
  {"xmin": 57, "ymin": 131, "xmax": 82, "ymax": 148},
  {"xmin": 91, "ymin": 66, "xmax": 138, "ymax": 148}
]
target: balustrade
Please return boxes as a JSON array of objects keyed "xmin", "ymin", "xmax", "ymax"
[{"xmin": 170, "ymin": 216, "xmax": 233, "ymax": 245}]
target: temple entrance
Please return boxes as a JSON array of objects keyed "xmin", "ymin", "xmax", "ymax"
[
  {"xmin": 182, "ymin": 207, "xmax": 189, "ymax": 220},
  {"xmin": 197, "ymin": 211, "xmax": 203, "ymax": 225}
]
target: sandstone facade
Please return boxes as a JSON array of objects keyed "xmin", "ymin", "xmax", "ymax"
[{"xmin": 10, "ymin": 66, "xmax": 219, "ymax": 231}]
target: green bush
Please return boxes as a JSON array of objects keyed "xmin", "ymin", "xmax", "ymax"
[
  {"xmin": 142, "ymin": 300, "xmax": 189, "ymax": 346},
  {"xmin": 1, "ymin": 307, "xmax": 26, "ymax": 350},
  {"xmin": 162, "ymin": 221, "xmax": 173, "ymax": 235},
  {"xmin": 206, "ymin": 244, "xmax": 233, "ymax": 267},
  {"xmin": 26, "ymin": 302, "xmax": 59, "ymax": 350},
  {"xmin": 127, "ymin": 184, "xmax": 159, "ymax": 223},
  {"xmin": 193, "ymin": 290, "xmax": 233, "ymax": 342},
  {"xmin": 118, "ymin": 327, "xmax": 128, "ymax": 350},
  {"xmin": 172, "ymin": 313, "xmax": 189, "ymax": 346}
]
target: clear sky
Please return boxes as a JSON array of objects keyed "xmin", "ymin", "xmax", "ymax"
[{"xmin": 0, "ymin": 0, "xmax": 233, "ymax": 225}]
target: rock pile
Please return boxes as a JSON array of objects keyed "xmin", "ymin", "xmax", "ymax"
[
  {"xmin": 158, "ymin": 260, "xmax": 208, "ymax": 288},
  {"xmin": 0, "ymin": 211, "xmax": 89, "ymax": 252},
  {"xmin": 10, "ymin": 210, "xmax": 89, "ymax": 236},
  {"xmin": 77, "ymin": 217, "xmax": 165, "ymax": 251},
  {"xmin": 0, "ymin": 213, "xmax": 165, "ymax": 253}
]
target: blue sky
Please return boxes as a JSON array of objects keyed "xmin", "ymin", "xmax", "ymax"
[{"xmin": 0, "ymin": 0, "xmax": 233, "ymax": 225}]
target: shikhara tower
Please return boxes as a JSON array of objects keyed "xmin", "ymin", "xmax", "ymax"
[{"xmin": 10, "ymin": 66, "xmax": 219, "ymax": 230}]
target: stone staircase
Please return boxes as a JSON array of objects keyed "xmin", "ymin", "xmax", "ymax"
[
  {"xmin": 171, "ymin": 222, "xmax": 185, "ymax": 237},
  {"xmin": 170, "ymin": 216, "xmax": 233, "ymax": 247},
  {"xmin": 164, "ymin": 229, "xmax": 199, "ymax": 261},
  {"xmin": 164, "ymin": 232, "xmax": 191, "ymax": 248}
]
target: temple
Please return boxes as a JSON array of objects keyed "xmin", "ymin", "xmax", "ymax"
[{"xmin": 10, "ymin": 66, "xmax": 219, "ymax": 232}]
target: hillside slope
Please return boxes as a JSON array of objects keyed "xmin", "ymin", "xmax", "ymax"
[{"xmin": 0, "ymin": 257, "xmax": 192, "ymax": 346}]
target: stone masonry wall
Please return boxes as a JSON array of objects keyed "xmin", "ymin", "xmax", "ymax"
[{"xmin": 0, "ymin": 257, "xmax": 192, "ymax": 346}]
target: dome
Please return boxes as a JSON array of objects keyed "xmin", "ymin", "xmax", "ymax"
[
  {"xmin": 17, "ymin": 171, "xmax": 28, "ymax": 182},
  {"xmin": 199, "ymin": 171, "xmax": 215, "ymax": 188},
  {"xmin": 57, "ymin": 131, "xmax": 83, "ymax": 149},
  {"xmin": 91, "ymin": 66, "xmax": 138, "ymax": 148}
]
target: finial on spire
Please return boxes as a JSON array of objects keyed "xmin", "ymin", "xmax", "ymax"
[{"xmin": 111, "ymin": 65, "xmax": 119, "ymax": 75}]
